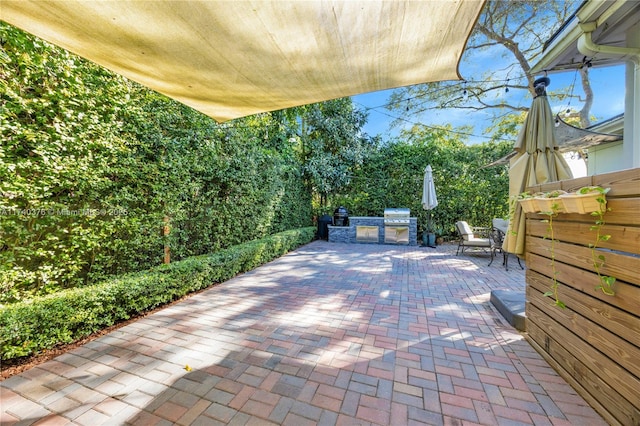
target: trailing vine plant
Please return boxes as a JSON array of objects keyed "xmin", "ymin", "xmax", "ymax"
[
  {"xmin": 540, "ymin": 200, "xmax": 565, "ymax": 309},
  {"xmin": 584, "ymin": 187, "xmax": 616, "ymax": 296}
]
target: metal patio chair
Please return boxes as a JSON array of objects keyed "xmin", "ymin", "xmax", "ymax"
[
  {"xmin": 490, "ymin": 218, "xmax": 524, "ymax": 271},
  {"xmin": 455, "ymin": 220, "xmax": 495, "ymax": 265}
]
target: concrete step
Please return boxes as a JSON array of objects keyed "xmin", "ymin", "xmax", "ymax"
[{"xmin": 490, "ymin": 290, "xmax": 526, "ymax": 331}]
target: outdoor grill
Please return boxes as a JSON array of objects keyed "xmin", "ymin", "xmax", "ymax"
[
  {"xmin": 384, "ymin": 208, "xmax": 410, "ymax": 226},
  {"xmin": 384, "ymin": 208, "xmax": 410, "ymax": 244},
  {"xmin": 333, "ymin": 206, "xmax": 349, "ymax": 226}
]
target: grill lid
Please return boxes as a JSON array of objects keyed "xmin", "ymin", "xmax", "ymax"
[
  {"xmin": 384, "ymin": 208, "xmax": 410, "ymax": 218},
  {"xmin": 384, "ymin": 208, "xmax": 410, "ymax": 225}
]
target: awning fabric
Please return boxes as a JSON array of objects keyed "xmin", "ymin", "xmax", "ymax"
[
  {"xmin": 1, "ymin": 1, "xmax": 485, "ymax": 122},
  {"xmin": 483, "ymin": 114, "xmax": 623, "ymax": 168}
]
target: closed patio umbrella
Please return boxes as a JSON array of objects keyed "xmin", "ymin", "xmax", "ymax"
[
  {"xmin": 422, "ymin": 165, "xmax": 438, "ymax": 248},
  {"xmin": 503, "ymin": 77, "xmax": 573, "ymax": 256}
]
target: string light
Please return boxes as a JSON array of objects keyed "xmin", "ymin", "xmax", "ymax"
[
  {"xmin": 564, "ymin": 68, "xmax": 579, "ymax": 117},
  {"xmin": 351, "ymin": 70, "xmax": 580, "ymax": 143},
  {"xmin": 351, "ymin": 102, "xmax": 514, "ymax": 143},
  {"xmin": 363, "ymin": 74, "xmax": 530, "ymax": 111}
]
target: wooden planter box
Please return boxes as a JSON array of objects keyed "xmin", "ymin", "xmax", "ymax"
[
  {"xmin": 533, "ymin": 197, "xmax": 566, "ymax": 214},
  {"xmin": 559, "ymin": 192, "xmax": 606, "ymax": 214},
  {"xmin": 518, "ymin": 198, "xmax": 537, "ymax": 213}
]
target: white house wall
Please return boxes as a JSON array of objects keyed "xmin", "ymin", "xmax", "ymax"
[
  {"xmin": 623, "ymin": 23, "xmax": 640, "ymax": 169},
  {"xmin": 587, "ymin": 141, "xmax": 624, "ymax": 175}
]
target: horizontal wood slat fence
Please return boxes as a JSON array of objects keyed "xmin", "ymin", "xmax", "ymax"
[{"xmin": 524, "ymin": 167, "xmax": 640, "ymax": 426}]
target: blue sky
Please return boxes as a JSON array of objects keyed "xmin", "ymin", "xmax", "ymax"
[{"xmin": 352, "ymin": 63, "xmax": 626, "ymax": 145}]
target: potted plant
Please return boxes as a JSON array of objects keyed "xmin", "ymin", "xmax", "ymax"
[
  {"xmin": 559, "ymin": 186, "xmax": 609, "ymax": 214},
  {"xmin": 517, "ymin": 191, "xmax": 538, "ymax": 213},
  {"xmin": 422, "ymin": 224, "xmax": 437, "ymax": 248},
  {"xmin": 533, "ymin": 190, "xmax": 567, "ymax": 214},
  {"xmin": 540, "ymin": 185, "xmax": 615, "ymax": 304}
]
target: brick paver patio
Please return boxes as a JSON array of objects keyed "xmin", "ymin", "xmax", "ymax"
[{"xmin": 1, "ymin": 241, "xmax": 606, "ymax": 425}]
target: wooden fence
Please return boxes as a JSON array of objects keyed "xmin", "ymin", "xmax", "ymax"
[{"xmin": 524, "ymin": 167, "xmax": 640, "ymax": 426}]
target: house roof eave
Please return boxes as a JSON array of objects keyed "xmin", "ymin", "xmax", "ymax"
[{"xmin": 531, "ymin": 0, "xmax": 637, "ymax": 74}]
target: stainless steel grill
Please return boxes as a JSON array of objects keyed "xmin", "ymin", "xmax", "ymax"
[
  {"xmin": 383, "ymin": 208, "xmax": 410, "ymax": 226},
  {"xmin": 384, "ymin": 208, "xmax": 410, "ymax": 244}
]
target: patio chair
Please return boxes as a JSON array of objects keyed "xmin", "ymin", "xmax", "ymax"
[
  {"xmin": 455, "ymin": 221, "xmax": 495, "ymax": 264},
  {"xmin": 490, "ymin": 218, "xmax": 524, "ymax": 271}
]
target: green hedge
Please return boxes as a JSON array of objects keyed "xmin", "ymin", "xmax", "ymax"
[
  {"xmin": 1, "ymin": 23, "xmax": 313, "ymax": 303},
  {"xmin": 0, "ymin": 227, "xmax": 315, "ymax": 360}
]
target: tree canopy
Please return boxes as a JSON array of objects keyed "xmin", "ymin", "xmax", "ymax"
[
  {"xmin": 332, "ymin": 126, "xmax": 512, "ymax": 236},
  {"xmin": 297, "ymin": 98, "xmax": 378, "ymax": 207},
  {"xmin": 387, "ymin": 0, "xmax": 593, "ymax": 138}
]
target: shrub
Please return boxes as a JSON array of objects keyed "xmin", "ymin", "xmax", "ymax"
[
  {"xmin": 1, "ymin": 23, "xmax": 313, "ymax": 302},
  {"xmin": 0, "ymin": 227, "xmax": 315, "ymax": 360}
]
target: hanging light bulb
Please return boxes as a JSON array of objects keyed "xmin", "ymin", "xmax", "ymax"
[
  {"xmin": 505, "ymin": 78, "xmax": 510, "ymax": 93},
  {"xmin": 555, "ymin": 116, "xmax": 560, "ymax": 127}
]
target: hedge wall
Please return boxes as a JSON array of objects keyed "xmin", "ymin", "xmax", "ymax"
[
  {"xmin": 0, "ymin": 23, "xmax": 313, "ymax": 302},
  {"xmin": 0, "ymin": 227, "xmax": 315, "ymax": 360}
]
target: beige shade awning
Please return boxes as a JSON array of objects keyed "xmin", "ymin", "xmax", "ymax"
[
  {"xmin": 483, "ymin": 114, "xmax": 623, "ymax": 168},
  {"xmin": 1, "ymin": 1, "xmax": 485, "ymax": 122},
  {"xmin": 553, "ymin": 114, "xmax": 623, "ymax": 151}
]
